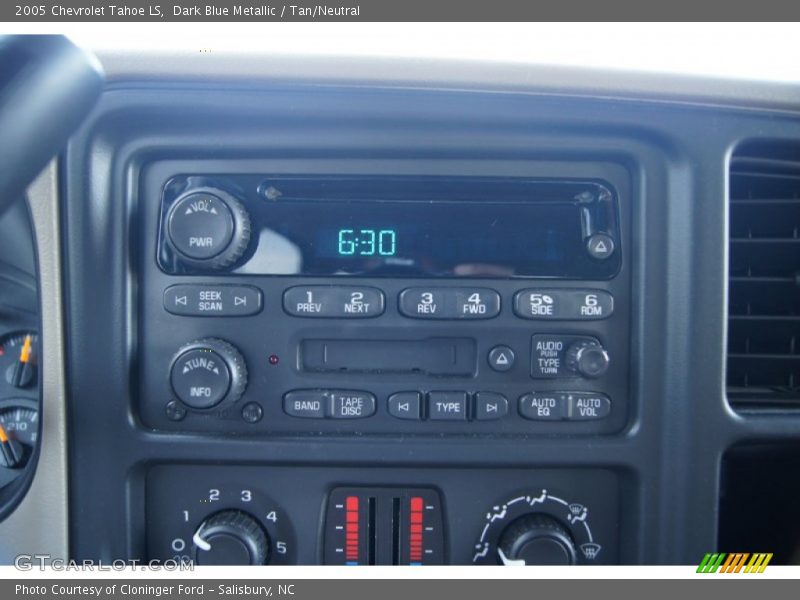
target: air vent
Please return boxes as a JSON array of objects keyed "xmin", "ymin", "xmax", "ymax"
[{"xmin": 727, "ymin": 147, "xmax": 800, "ymax": 409}]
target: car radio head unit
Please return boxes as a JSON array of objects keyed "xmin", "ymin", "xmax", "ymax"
[
  {"xmin": 140, "ymin": 164, "xmax": 629, "ymax": 437},
  {"xmin": 157, "ymin": 175, "xmax": 621, "ymax": 278}
]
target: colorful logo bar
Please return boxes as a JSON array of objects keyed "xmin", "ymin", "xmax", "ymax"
[{"xmin": 697, "ymin": 552, "xmax": 773, "ymax": 573}]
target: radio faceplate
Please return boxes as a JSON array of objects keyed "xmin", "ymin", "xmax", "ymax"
[{"xmin": 137, "ymin": 160, "xmax": 631, "ymax": 436}]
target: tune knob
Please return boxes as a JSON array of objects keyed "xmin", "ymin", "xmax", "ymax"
[
  {"xmin": 166, "ymin": 188, "xmax": 251, "ymax": 270},
  {"xmin": 193, "ymin": 510, "xmax": 270, "ymax": 565},
  {"xmin": 565, "ymin": 340, "xmax": 610, "ymax": 378},
  {"xmin": 497, "ymin": 514, "xmax": 578, "ymax": 566},
  {"xmin": 169, "ymin": 338, "xmax": 247, "ymax": 409}
]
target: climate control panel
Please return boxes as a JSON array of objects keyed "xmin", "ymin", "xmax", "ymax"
[{"xmin": 146, "ymin": 465, "xmax": 620, "ymax": 565}]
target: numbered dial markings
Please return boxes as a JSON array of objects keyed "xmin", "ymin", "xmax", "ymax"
[{"xmin": 162, "ymin": 485, "xmax": 293, "ymax": 566}]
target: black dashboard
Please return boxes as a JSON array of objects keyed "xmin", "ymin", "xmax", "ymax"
[{"xmin": 2, "ymin": 66, "xmax": 799, "ymax": 566}]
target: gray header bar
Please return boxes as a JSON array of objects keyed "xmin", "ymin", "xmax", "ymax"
[{"xmin": 4, "ymin": 0, "xmax": 800, "ymax": 21}]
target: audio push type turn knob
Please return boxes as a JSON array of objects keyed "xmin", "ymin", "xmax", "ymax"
[{"xmin": 565, "ymin": 339, "xmax": 610, "ymax": 378}]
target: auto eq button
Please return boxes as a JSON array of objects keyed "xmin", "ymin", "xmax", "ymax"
[{"xmin": 519, "ymin": 393, "xmax": 567, "ymax": 421}]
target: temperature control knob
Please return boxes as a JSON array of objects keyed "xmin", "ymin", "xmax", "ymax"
[
  {"xmin": 169, "ymin": 338, "xmax": 247, "ymax": 409},
  {"xmin": 497, "ymin": 514, "xmax": 578, "ymax": 566},
  {"xmin": 166, "ymin": 188, "xmax": 251, "ymax": 270},
  {"xmin": 565, "ymin": 340, "xmax": 610, "ymax": 378},
  {"xmin": 193, "ymin": 510, "xmax": 270, "ymax": 565}
]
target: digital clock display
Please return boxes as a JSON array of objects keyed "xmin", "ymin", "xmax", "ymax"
[{"xmin": 337, "ymin": 229, "xmax": 398, "ymax": 256}]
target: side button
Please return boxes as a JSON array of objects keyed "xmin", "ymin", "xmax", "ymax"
[
  {"xmin": 475, "ymin": 392, "xmax": 508, "ymax": 421},
  {"xmin": 388, "ymin": 392, "xmax": 422, "ymax": 420}
]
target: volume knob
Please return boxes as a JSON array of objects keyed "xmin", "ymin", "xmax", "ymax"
[
  {"xmin": 169, "ymin": 338, "xmax": 248, "ymax": 409},
  {"xmin": 166, "ymin": 188, "xmax": 251, "ymax": 270}
]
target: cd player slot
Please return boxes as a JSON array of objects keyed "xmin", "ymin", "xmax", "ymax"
[{"xmin": 300, "ymin": 338, "xmax": 477, "ymax": 376}]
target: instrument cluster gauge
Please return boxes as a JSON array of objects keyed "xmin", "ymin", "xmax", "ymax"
[{"xmin": 0, "ymin": 331, "xmax": 40, "ymax": 494}]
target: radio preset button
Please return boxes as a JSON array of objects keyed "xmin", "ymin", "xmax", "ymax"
[
  {"xmin": 283, "ymin": 390, "xmax": 328, "ymax": 418},
  {"xmin": 330, "ymin": 391, "xmax": 376, "ymax": 419},
  {"xmin": 427, "ymin": 391, "xmax": 468, "ymax": 420},
  {"xmin": 514, "ymin": 289, "xmax": 614, "ymax": 320},
  {"xmin": 519, "ymin": 393, "xmax": 567, "ymax": 421},
  {"xmin": 399, "ymin": 288, "xmax": 500, "ymax": 320},
  {"xmin": 283, "ymin": 286, "xmax": 385, "ymax": 318},
  {"xmin": 388, "ymin": 392, "xmax": 422, "ymax": 420},
  {"xmin": 475, "ymin": 392, "xmax": 508, "ymax": 421},
  {"xmin": 164, "ymin": 284, "xmax": 263, "ymax": 317}
]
